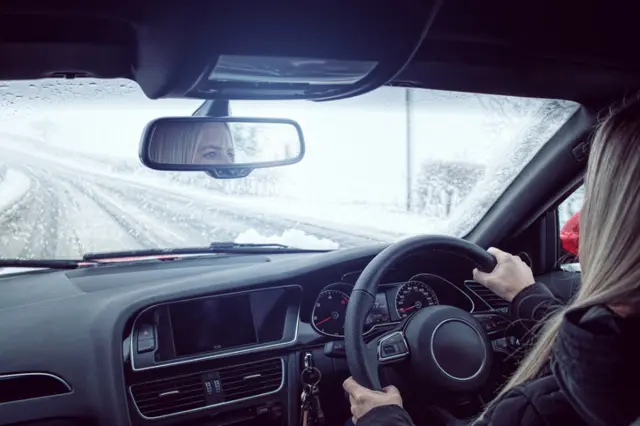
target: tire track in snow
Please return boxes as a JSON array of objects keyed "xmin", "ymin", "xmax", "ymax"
[
  {"xmin": 56, "ymin": 175, "xmax": 177, "ymax": 250},
  {"xmin": 93, "ymin": 178, "xmax": 383, "ymax": 248},
  {"xmin": 17, "ymin": 167, "xmax": 61, "ymax": 259},
  {"xmin": 0, "ymin": 167, "xmax": 62, "ymax": 258}
]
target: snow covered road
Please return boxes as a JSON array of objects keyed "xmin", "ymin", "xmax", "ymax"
[{"xmin": 0, "ymin": 159, "xmax": 390, "ymax": 259}]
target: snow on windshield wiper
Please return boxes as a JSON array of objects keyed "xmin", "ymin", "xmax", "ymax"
[
  {"xmin": 82, "ymin": 242, "xmax": 329, "ymax": 261},
  {"xmin": 0, "ymin": 258, "xmax": 90, "ymax": 270},
  {"xmin": 208, "ymin": 242, "xmax": 290, "ymax": 249}
]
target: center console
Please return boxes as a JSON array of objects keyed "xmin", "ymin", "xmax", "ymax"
[
  {"xmin": 125, "ymin": 285, "xmax": 302, "ymax": 424},
  {"xmin": 130, "ymin": 285, "xmax": 301, "ymax": 371}
]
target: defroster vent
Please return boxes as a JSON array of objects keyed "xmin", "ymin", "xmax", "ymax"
[
  {"xmin": 130, "ymin": 358, "xmax": 283, "ymax": 419},
  {"xmin": 464, "ymin": 281, "xmax": 509, "ymax": 311}
]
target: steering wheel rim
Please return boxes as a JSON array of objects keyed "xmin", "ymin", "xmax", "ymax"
[{"xmin": 344, "ymin": 235, "xmax": 497, "ymax": 391}]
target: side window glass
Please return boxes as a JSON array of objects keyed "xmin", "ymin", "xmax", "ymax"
[
  {"xmin": 558, "ymin": 185, "xmax": 583, "ymax": 270},
  {"xmin": 558, "ymin": 185, "xmax": 583, "ymax": 227}
]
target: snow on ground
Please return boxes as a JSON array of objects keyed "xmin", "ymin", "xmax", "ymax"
[
  {"xmin": 235, "ymin": 229, "xmax": 341, "ymax": 250},
  {"xmin": 0, "ymin": 267, "xmax": 46, "ymax": 276},
  {"xmin": 2, "ymin": 141, "xmax": 445, "ymax": 241},
  {"xmin": 0, "ymin": 168, "xmax": 31, "ymax": 213}
]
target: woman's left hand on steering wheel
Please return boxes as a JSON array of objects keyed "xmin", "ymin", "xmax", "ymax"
[{"xmin": 343, "ymin": 377, "xmax": 403, "ymax": 423}]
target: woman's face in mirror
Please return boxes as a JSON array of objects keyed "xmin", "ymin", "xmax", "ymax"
[{"xmin": 191, "ymin": 122, "xmax": 235, "ymax": 165}]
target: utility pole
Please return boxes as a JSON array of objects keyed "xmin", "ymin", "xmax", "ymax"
[{"xmin": 405, "ymin": 88, "xmax": 413, "ymax": 211}]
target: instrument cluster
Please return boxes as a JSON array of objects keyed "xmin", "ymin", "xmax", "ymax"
[{"xmin": 311, "ymin": 273, "xmax": 474, "ymax": 337}]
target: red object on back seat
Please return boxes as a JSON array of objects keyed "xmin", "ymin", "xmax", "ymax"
[{"xmin": 560, "ymin": 211, "xmax": 580, "ymax": 256}]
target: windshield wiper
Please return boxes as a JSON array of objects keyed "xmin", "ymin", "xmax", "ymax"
[
  {"xmin": 0, "ymin": 258, "xmax": 89, "ymax": 270},
  {"xmin": 82, "ymin": 242, "xmax": 330, "ymax": 261}
]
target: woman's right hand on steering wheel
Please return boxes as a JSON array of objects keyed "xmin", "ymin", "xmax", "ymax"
[{"xmin": 473, "ymin": 247, "xmax": 535, "ymax": 302}]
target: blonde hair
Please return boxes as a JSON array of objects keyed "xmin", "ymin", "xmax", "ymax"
[
  {"xmin": 477, "ymin": 99, "xmax": 640, "ymax": 420},
  {"xmin": 150, "ymin": 121, "xmax": 233, "ymax": 164}
]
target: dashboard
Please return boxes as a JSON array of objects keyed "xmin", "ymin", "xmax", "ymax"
[{"xmin": 0, "ymin": 244, "xmax": 578, "ymax": 426}]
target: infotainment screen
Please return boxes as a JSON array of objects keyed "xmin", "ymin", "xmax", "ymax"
[{"xmin": 169, "ymin": 287, "xmax": 294, "ymax": 357}]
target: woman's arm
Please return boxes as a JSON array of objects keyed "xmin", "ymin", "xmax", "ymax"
[
  {"xmin": 472, "ymin": 247, "xmax": 564, "ymax": 344},
  {"xmin": 508, "ymin": 283, "xmax": 564, "ymax": 344}
]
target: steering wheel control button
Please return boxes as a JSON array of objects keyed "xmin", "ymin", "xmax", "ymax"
[
  {"xmin": 378, "ymin": 331, "xmax": 409, "ymax": 362},
  {"xmin": 137, "ymin": 324, "xmax": 155, "ymax": 341},
  {"xmin": 137, "ymin": 338, "xmax": 156, "ymax": 353},
  {"xmin": 475, "ymin": 314, "xmax": 509, "ymax": 336}
]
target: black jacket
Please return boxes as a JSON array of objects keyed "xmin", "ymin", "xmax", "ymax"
[{"xmin": 357, "ymin": 283, "xmax": 640, "ymax": 426}]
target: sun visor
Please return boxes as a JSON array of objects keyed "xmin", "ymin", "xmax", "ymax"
[
  {"xmin": 192, "ymin": 55, "xmax": 378, "ymax": 100},
  {"xmin": 208, "ymin": 55, "xmax": 378, "ymax": 85},
  {"xmin": 134, "ymin": 1, "xmax": 441, "ymax": 101}
]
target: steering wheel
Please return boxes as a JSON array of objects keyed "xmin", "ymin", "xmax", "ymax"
[{"xmin": 344, "ymin": 235, "xmax": 497, "ymax": 392}]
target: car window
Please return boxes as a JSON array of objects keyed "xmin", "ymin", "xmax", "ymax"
[
  {"xmin": 0, "ymin": 79, "xmax": 579, "ymax": 259},
  {"xmin": 558, "ymin": 184, "xmax": 583, "ymax": 271},
  {"xmin": 558, "ymin": 184, "xmax": 584, "ymax": 227}
]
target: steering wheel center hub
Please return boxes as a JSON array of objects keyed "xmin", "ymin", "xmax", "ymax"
[{"xmin": 405, "ymin": 305, "xmax": 492, "ymax": 392}]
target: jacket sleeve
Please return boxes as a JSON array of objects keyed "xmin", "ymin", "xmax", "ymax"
[
  {"xmin": 473, "ymin": 389, "xmax": 545, "ymax": 426},
  {"xmin": 356, "ymin": 405, "xmax": 415, "ymax": 426},
  {"xmin": 507, "ymin": 282, "xmax": 564, "ymax": 345},
  {"xmin": 354, "ymin": 392, "xmax": 545, "ymax": 426}
]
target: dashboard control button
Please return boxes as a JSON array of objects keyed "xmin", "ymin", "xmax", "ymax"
[
  {"xmin": 137, "ymin": 324, "xmax": 155, "ymax": 341},
  {"xmin": 137, "ymin": 338, "xmax": 155, "ymax": 353},
  {"xmin": 324, "ymin": 340, "xmax": 346, "ymax": 358}
]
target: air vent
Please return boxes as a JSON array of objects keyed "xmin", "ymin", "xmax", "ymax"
[
  {"xmin": 130, "ymin": 372, "xmax": 205, "ymax": 418},
  {"xmin": 464, "ymin": 281, "xmax": 509, "ymax": 311},
  {"xmin": 218, "ymin": 358, "xmax": 283, "ymax": 401},
  {"xmin": 129, "ymin": 358, "xmax": 284, "ymax": 419},
  {"xmin": 0, "ymin": 373, "xmax": 72, "ymax": 403}
]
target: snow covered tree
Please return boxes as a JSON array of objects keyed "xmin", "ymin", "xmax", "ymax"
[
  {"xmin": 414, "ymin": 161, "xmax": 486, "ymax": 217},
  {"xmin": 229, "ymin": 123, "xmax": 261, "ymax": 159}
]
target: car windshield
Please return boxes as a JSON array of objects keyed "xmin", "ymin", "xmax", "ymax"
[{"xmin": 0, "ymin": 79, "xmax": 578, "ymax": 258}]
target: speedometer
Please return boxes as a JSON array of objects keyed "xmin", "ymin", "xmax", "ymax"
[
  {"xmin": 312, "ymin": 289, "xmax": 350, "ymax": 337},
  {"xmin": 395, "ymin": 280, "xmax": 439, "ymax": 319}
]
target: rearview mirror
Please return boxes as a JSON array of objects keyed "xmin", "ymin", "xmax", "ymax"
[{"xmin": 139, "ymin": 117, "xmax": 305, "ymax": 178}]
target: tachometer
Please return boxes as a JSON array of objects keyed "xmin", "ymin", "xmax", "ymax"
[
  {"xmin": 312, "ymin": 289, "xmax": 350, "ymax": 337},
  {"xmin": 395, "ymin": 280, "xmax": 439, "ymax": 319}
]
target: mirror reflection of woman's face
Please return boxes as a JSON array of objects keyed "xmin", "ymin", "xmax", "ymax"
[{"xmin": 191, "ymin": 123, "xmax": 235, "ymax": 165}]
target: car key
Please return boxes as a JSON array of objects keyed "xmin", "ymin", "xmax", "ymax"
[
  {"xmin": 300, "ymin": 386, "xmax": 312, "ymax": 426},
  {"xmin": 310, "ymin": 384, "xmax": 325, "ymax": 425},
  {"xmin": 300, "ymin": 352, "xmax": 323, "ymax": 425}
]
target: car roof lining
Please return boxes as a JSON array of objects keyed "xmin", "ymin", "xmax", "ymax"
[{"xmin": 0, "ymin": 1, "xmax": 637, "ymax": 106}]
